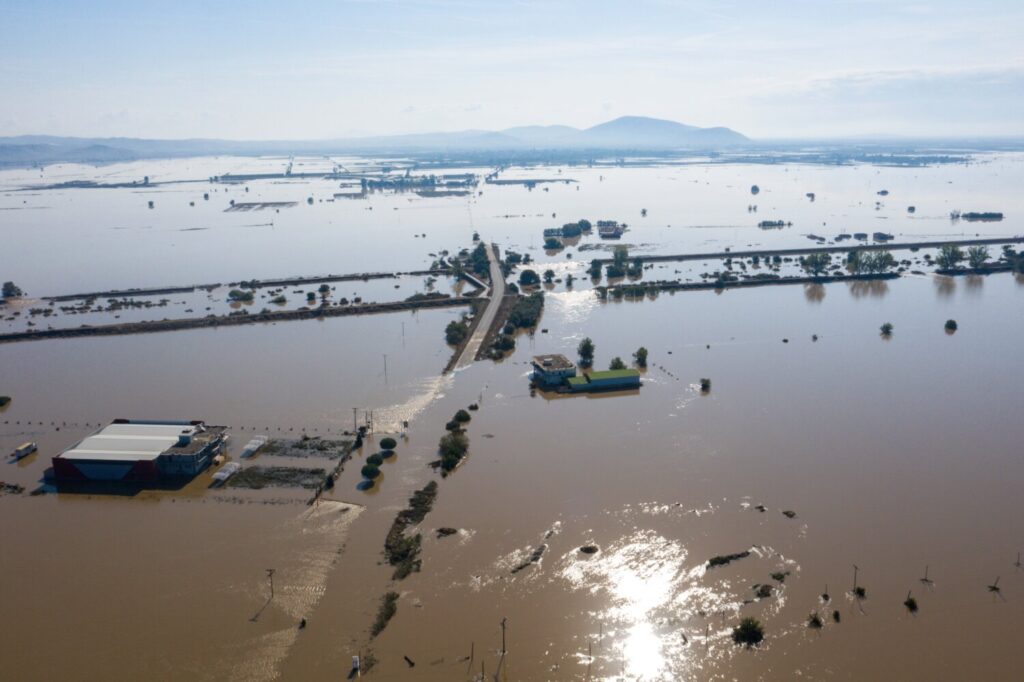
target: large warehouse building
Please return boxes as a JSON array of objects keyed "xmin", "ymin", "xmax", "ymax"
[{"xmin": 52, "ymin": 419, "xmax": 228, "ymax": 483}]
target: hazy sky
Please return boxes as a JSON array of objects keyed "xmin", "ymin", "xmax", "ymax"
[{"xmin": 1, "ymin": 0, "xmax": 1022, "ymax": 139}]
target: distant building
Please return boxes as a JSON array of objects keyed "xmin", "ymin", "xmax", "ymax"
[
  {"xmin": 531, "ymin": 354, "xmax": 577, "ymax": 387},
  {"xmin": 567, "ymin": 369, "xmax": 641, "ymax": 392},
  {"xmin": 531, "ymin": 355, "xmax": 642, "ymax": 393},
  {"xmin": 52, "ymin": 419, "xmax": 228, "ymax": 483}
]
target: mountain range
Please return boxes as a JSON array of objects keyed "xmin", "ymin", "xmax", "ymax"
[{"xmin": 0, "ymin": 116, "xmax": 748, "ymax": 166}]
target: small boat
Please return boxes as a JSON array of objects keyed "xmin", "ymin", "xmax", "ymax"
[{"xmin": 11, "ymin": 442, "xmax": 37, "ymax": 461}]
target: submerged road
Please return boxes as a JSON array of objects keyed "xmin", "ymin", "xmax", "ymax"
[{"xmin": 455, "ymin": 243, "xmax": 505, "ymax": 370}]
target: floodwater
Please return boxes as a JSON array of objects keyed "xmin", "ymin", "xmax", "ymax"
[{"xmin": 2, "ymin": 153, "xmax": 1024, "ymax": 680}]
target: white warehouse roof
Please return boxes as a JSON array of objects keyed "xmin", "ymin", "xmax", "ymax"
[{"xmin": 60, "ymin": 422, "xmax": 197, "ymax": 462}]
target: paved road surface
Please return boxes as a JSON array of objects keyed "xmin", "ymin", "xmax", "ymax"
[{"xmin": 454, "ymin": 243, "xmax": 505, "ymax": 369}]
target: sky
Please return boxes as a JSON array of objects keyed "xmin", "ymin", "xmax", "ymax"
[{"xmin": 1, "ymin": 0, "xmax": 1022, "ymax": 140}]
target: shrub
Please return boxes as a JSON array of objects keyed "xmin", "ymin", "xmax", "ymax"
[
  {"xmin": 379, "ymin": 437, "xmax": 397, "ymax": 450},
  {"xmin": 361, "ymin": 464, "xmax": 381, "ymax": 479},
  {"xmin": 507, "ymin": 292, "xmax": 544, "ymax": 329},
  {"xmin": 366, "ymin": 453, "xmax": 384, "ymax": 466},
  {"xmin": 944, "ymin": 319, "xmax": 958, "ymax": 332},
  {"xmin": 228, "ymin": 289, "xmax": 254, "ymax": 302},
  {"xmin": 732, "ymin": 617, "xmax": 764, "ymax": 646},
  {"xmin": 518, "ymin": 269, "xmax": 540, "ymax": 286},
  {"xmin": 453, "ymin": 409, "xmax": 471, "ymax": 423},
  {"xmin": 370, "ymin": 592, "xmax": 399, "ymax": 638},
  {"xmin": 270, "ymin": 295, "xmax": 287, "ymax": 304},
  {"xmin": 445, "ymin": 319, "xmax": 470, "ymax": 345},
  {"xmin": 438, "ymin": 431, "xmax": 469, "ymax": 472}
]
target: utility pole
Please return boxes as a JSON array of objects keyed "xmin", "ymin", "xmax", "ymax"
[
  {"xmin": 500, "ymin": 617, "xmax": 507, "ymax": 655},
  {"xmin": 352, "ymin": 407, "xmax": 358, "ymax": 433},
  {"xmin": 266, "ymin": 568, "xmax": 275, "ymax": 599},
  {"xmin": 383, "ymin": 354, "xmax": 388, "ymax": 383}
]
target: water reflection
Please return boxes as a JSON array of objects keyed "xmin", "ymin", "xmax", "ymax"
[
  {"xmin": 964, "ymin": 274, "xmax": 984, "ymax": 295},
  {"xmin": 847, "ymin": 279, "xmax": 889, "ymax": 299},
  {"xmin": 561, "ymin": 530, "xmax": 712, "ymax": 680},
  {"xmin": 934, "ymin": 275, "xmax": 956, "ymax": 298},
  {"xmin": 803, "ymin": 283, "xmax": 826, "ymax": 304}
]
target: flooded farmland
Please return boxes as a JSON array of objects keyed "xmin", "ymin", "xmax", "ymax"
[{"xmin": 2, "ymin": 153, "xmax": 1024, "ymax": 680}]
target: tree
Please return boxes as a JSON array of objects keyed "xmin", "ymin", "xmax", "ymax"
[
  {"xmin": 802, "ymin": 253, "xmax": 831, "ymax": 277},
  {"xmin": 453, "ymin": 409, "xmax": 471, "ymax": 423},
  {"xmin": 318, "ymin": 283, "xmax": 331, "ymax": 294},
  {"xmin": 609, "ymin": 357, "xmax": 626, "ymax": 370},
  {"xmin": 380, "ymin": 437, "xmax": 397, "ymax": 450},
  {"xmin": 518, "ymin": 269, "xmax": 540, "ymax": 286},
  {"xmin": 361, "ymin": 464, "xmax": 381, "ymax": 479},
  {"xmin": 543, "ymin": 269, "xmax": 555, "ymax": 284},
  {"xmin": 936, "ymin": 244, "xmax": 965, "ymax": 270},
  {"xmin": 847, "ymin": 250, "xmax": 864, "ymax": 274},
  {"xmin": 880, "ymin": 322, "xmax": 894, "ymax": 336},
  {"xmin": 2, "ymin": 281, "xmax": 23, "ymax": 298},
  {"xmin": 588, "ymin": 260, "xmax": 603, "ymax": 279},
  {"xmin": 366, "ymin": 453, "xmax": 384, "ymax": 466},
  {"xmin": 866, "ymin": 250, "xmax": 896, "ymax": 273},
  {"xmin": 945, "ymin": 319, "xmax": 958, "ymax": 332},
  {"xmin": 543, "ymin": 237, "xmax": 561, "ymax": 250},
  {"xmin": 578, "ymin": 337, "xmax": 595, "ymax": 367},
  {"xmin": 633, "ymin": 346, "xmax": 648, "ymax": 368},
  {"xmin": 445, "ymin": 319, "xmax": 469, "ymax": 345},
  {"xmin": 565, "ymin": 273, "xmax": 575, "ymax": 288},
  {"xmin": 968, "ymin": 245, "xmax": 990, "ymax": 269}
]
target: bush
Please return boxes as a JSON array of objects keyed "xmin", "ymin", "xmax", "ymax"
[
  {"xmin": 438, "ymin": 431, "xmax": 469, "ymax": 472},
  {"xmin": 2, "ymin": 281, "xmax": 23, "ymax": 298},
  {"xmin": 445, "ymin": 319, "xmax": 470, "ymax": 345},
  {"xmin": 228, "ymin": 289, "xmax": 254, "ymax": 302},
  {"xmin": 944, "ymin": 319, "xmax": 958, "ymax": 332},
  {"xmin": 507, "ymin": 292, "xmax": 544, "ymax": 329},
  {"xmin": 732, "ymin": 617, "xmax": 764, "ymax": 646},
  {"xmin": 270, "ymin": 295, "xmax": 287, "ymax": 304},
  {"xmin": 519, "ymin": 269, "xmax": 540, "ymax": 286},
  {"xmin": 361, "ymin": 464, "xmax": 381, "ymax": 479},
  {"xmin": 454, "ymin": 409, "xmax": 471, "ymax": 423},
  {"xmin": 379, "ymin": 437, "xmax": 397, "ymax": 450},
  {"xmin": 366, "ymin": 453, "xmax": 384, "ymax": 466}
]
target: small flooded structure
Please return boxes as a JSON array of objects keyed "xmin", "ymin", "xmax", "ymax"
[
  {"xmin": 240, "ymin": 435, "xmax": 268, "ymax": 458},
  {"xmin": 52, "ymin": 419, "xmax": 228, "ymax": 483},
  {"xmin": 211, "ymin": 461, "xmax": 241, "ymax": 485},
  {"xmin": 531, "ymin": 354, "xmax": 577, "ymax": 388},
  {"xmin": 11, "ymin": 441, "xmax": 37, "ymax": 460},
  {"xmin": 568, "ymin": 369, "xmax": 641, "ymax": 392}
]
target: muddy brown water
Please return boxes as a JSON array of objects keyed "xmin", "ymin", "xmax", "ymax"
[{"xmin": 3, "ymin": 155, "xmax": 1024, "ymax": 680}]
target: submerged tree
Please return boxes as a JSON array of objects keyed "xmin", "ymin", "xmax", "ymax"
[
  {"xmin": 936, "ymin": 244, "xmax": 966, "ymax": 270},
  {"xmin": 967, "ymin": 245, "xmax": 990, "ymax": 269},
  {"xmin": 802, "ymin": 253, "xmax": 831, "ymax": 277},
  {"xmin": 732, "ymin": 617, "xmax": 764, "ymax": 647},
  {"xmin": 609, "ymin": 357, "xmax": 626, "ymax": 370},
  {"xmin": 633, "ymin": 346, "xmax": 648, "ymax": 368},
  {"xmin": 578, "ymin": 337, "xmax": 595, "ymax": 367}
]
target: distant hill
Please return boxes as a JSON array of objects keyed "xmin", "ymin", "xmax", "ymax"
[{"xmin": 0, "ymin": 115, "xmax": 750, "ymax": 166}]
